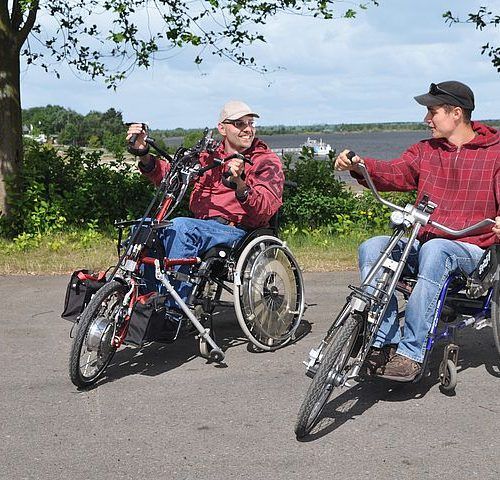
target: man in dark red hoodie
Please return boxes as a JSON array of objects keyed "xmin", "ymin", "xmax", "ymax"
[
  {"xmin": 126, "ymin": 100, "xmax": 284, "ymax": 303},
  {"xmin": 335, "ymin": 81, "xmax": 500, "ymax": 381}
]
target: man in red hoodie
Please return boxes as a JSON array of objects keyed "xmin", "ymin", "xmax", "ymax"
[
  {"xmin": 127, "ymin": 100, "xmax": 284, "ymax": 303},
  {"xmin": 335, "ymin": 81, "xmax": 500, "ymax": 381}
]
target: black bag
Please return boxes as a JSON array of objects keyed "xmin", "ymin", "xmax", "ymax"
[
  {"xmin": 61, "ymin": 270, "xmax": 107, "ymax": 323},
  {"xmin": 125, "ymin": 292, "xmax": 179, "ymax": 346}
]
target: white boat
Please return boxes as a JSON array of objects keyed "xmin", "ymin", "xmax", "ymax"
[{"xmin": 302, "ymin": 137, "xmax": 332, "ymax": 156}]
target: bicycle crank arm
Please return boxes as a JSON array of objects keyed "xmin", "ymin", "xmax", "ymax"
[{"xmin": 155, "ymin": 262, "xmax": 225, "ymax": 363}]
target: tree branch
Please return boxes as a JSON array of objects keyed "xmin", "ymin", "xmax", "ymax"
[{"xmin": 16, "ymin": 0, "xmax": 39, "ymax": 47}]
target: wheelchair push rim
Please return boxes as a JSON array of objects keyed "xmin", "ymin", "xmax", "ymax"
[{"xmin": 233, "ymin": 235, "xmax": 305, "ymax": 351}]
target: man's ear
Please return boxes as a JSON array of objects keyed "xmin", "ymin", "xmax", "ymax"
[
  {"xmin": 217, "ymin": 122, "xmax": 226, "ymax": 137},
  {"xmin": 453, "ymin": 106, "xmax": 464, "ymax": 121}
]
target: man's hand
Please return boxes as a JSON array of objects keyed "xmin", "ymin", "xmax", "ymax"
[
  {"xmin": 334, "ymin": 149, "xmax": 364, "ymax": 171},
  {"xmin": 492, "ymin": 216, "xmax": 500, "ymax": 239},
  {"xmin": 126, "ymin": 123, "xmax": 148, "ymax": 150},
  {"xmin": 226, "ymin": 157, "xmax": 246, "ymax": 187}
]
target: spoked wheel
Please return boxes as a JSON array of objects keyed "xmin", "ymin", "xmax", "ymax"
[
  {"xmin": 295, "ymin": 314, "xmax": 361, "ymax": 438},
  {"xmin": 233, "ymin": 236, "xmax": 305, "ymax": 351},
  {"xmin": 491, "ymin": 281, "xmax": 500, "ymax": 358},
  {"xmin": 69, "ymin": 281, "xmax": 128, "ymax": 388},
  {"xmin": 439, "ymin": 359, "xmax": 457, "ymax": 392}
]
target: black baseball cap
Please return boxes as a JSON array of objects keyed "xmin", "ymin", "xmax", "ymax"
[{"xmin": 414, "ymin": 81, "xmax": 475, "ymax": 111}]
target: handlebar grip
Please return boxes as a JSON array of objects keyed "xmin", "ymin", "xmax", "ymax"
[
  {"xmin": 129, "ymin": 133, "xmax": 138, "ymax": 146},
  {"xmin": 126, "ymin": 122, "xmax": 147, "ymax": 146},
  {"xmin": 347, "ymin": 151, "xmax": 356, "ymax": 161},
  {"xmin": 197, "ymin": 159, "xmax": 223, "ymax": 176}
]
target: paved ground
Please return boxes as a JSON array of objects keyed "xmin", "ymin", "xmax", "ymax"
[{"xmin": 1, "ymin": 272, "xmax": 499, "ymax": 480}]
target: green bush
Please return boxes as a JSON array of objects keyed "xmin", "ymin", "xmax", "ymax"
[
  {"xmin": 0, "ymin": 141, "xmax": 417, "ymax": 241},
  {"xmin": 0, "ymin": 142, "xmax": 155, "ymax": 237},
  {"xmin": 281, "ymin": 148, "xmax": 416, "ymax": 233}
]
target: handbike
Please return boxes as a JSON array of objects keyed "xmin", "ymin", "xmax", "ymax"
[
  {"xmin": 68, "ymin": 129, "xmax": 304, "ymax": 388},
  {"xmin": 294, "ymin": 153, "xmax": 499, "ymax": 438}
]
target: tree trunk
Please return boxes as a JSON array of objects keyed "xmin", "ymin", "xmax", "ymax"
[{"xmin": 0, "ymin": 24, "xmax": 23, "ymax": 217}]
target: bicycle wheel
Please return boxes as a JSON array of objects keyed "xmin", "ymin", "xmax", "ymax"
[
  {"xmin": 491, "ymin": 281, "xmax": 500, "ymax": 358},
  {"xmin": 295, "ymin": 314, "xmax": 361, "ymax": 438},
  {"xmin": 69, "ymin": 280, "xmax": 128, "ymax": 388},
  {"xmin": 234, "ymin": 235, "xmax": 305, "ymax": 351}
]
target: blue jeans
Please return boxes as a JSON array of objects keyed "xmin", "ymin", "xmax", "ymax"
[
  {"xmin": 144, "ymin": 217, "xmax": 247, "ymax": 306},
  {"xmin": 358, "ymin": 236, "xmax": 484, "ymax": 363}
]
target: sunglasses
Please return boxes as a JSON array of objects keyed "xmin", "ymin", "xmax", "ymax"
[
  {"xmin": 223, "ymin": 119, "xmax": 256, "ymax": 129},
  {"xmin": 428, "ymin": 83, "xmax": 463, "ymax": 104}
]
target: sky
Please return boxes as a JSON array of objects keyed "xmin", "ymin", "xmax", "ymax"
[{"xmin": 20, "ymin": 0, "xmax": 500, "ymax": 130}]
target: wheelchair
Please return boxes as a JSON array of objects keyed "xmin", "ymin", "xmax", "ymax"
[
  {"xmin": 189, "ymin": 222, "xmax": 305, "ymax": 357},
  {"xmin": 398, "ymin": 242, "xmax": 500, "ymax": 391},
  {"xmin": 295, "ymin": 155, "xmax": 499, "ymax": 438},
  {"xmin": 68, "ymin": 129, "xmax": 305, "ymax": 389}
]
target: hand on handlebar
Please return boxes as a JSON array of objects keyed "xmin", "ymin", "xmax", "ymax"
[
  {"xmin": 222, "ymin": 153, "xmax": 253, "ymax": 188},
  {"xmin": 226, "ymin": 156, "xmax": 246, "ymax": 181},
  {"xmin": 335, "ymin": 149, "xmax": 364, "ymax": 171},
  {"xmin": 492, "ymin": 216, "xmax": 500, "ymax": 239},
  {"xmin": 126, "ymin": 122, "xmax": 150, "ymax": 156}
]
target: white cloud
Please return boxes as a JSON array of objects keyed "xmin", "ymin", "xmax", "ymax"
[{"xmin": 20, "ymin": 0, "xmax": 500, "ymax": 128}]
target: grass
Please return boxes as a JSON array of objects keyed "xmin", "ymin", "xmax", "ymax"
[
  {"xmin": 0, "ymin": 231, "xmax": 117, "ymax": 275},
  {"xmin": 0, "ymin": 227, "xmax": 381, "ymax": 275}
]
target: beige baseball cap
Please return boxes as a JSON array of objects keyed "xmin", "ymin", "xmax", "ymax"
[{"xmin": 219, "ymin": 100, "xmax": 260, "ymax": 123}]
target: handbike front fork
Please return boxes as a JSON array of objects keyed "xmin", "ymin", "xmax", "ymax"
[{"xmin": 154, "ymin": 260, "xmax": 225, "ymax": 363}]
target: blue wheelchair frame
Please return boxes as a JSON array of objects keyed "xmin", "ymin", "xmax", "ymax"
[{"xmin": 415, "ymin": 244, "xmax": 500, "ymax": 389}]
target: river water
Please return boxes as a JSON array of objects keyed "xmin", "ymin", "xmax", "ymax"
[
  {"xmin": 165, "ymin": 130, "xmax": 430, "ymax": 187},
  {"xmin": 259, "ymin": 130, "xmax": 429, "ymax": 159},
  {"xmin": 262, "ymin": 130, "xmax": 429, "ymax": 187},
  {"xmin": 165, "ymin": 130, "xmax": 429, "ymax": 159}
]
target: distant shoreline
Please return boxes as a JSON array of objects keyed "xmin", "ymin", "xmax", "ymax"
[{"xmin": 157, "ymin": 119, "xmax": 500, "ymax": 137}]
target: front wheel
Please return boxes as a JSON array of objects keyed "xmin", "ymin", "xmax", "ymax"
[
  {"xmin": 295, "ymin": 314, "xmax": 361, "ymax": 438},
  {"xmin": 69, "ymin": 281, "xmax": 128, "ymax": 388}
]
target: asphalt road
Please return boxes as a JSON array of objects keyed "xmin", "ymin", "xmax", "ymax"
[{"xmin": 1, "ymin": 272, "xmax": 499, "ymax": 480}]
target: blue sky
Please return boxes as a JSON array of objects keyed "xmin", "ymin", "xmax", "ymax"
[{"xmin": 21, "ymin": 0, "xmax": 500, "ymax": 129}]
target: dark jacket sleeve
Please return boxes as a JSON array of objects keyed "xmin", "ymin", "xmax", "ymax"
[{"xmin": 138, "ymin": 157, "xmax": 171, "ymax": 186}]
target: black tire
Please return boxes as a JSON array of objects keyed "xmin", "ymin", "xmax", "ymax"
[
  {"xmin": 295, "ymin": 314, "xmax": 361, "ymax": 438},
  {"xmin": 439, "ymin": 359, "xmax": 458, "ymax": 392},
  {"xmin": 491, "ymin": 281, "xmax": 500, "ymax": 358},
  {"xmin": 69, "ymin": 281, "xmax": 127, "ymax": 388}
]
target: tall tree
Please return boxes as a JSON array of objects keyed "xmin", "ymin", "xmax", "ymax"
[{"xmin": 0, "ymin": 0, "xmax": 378, "ymax": 217}]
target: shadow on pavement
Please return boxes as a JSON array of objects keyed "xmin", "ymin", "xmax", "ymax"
[{"xmin": 80, "ymin": 308, "xmax": 313, "ymax": 390}]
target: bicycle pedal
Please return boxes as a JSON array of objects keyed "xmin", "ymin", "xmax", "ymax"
[{"xmin": 474, "ymin": 318, "xmax": 491, "ymax": 330}]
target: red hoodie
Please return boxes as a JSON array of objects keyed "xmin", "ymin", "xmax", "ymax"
[
  {"xmin": 140, "ymin": 138, "xmax": 284, "ymax": 229},
  {"xmin": 357, "ymin": 122, "xmax": 500, "ymax": 247}
]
